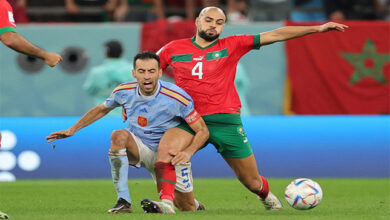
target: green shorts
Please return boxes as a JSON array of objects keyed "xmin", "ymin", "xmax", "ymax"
[{"xmin": 177, "ymin": 113, "xmax": 253, "ymax": 158}]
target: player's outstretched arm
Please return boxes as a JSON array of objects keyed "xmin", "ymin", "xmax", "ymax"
[
  {"xmin": 0, "ymin": 32, "xmax": 62, "ymax": 67},
  {"xmin": 46, "ymin": 104, "xmax": 113, "ymax": 143},
  {"xmin": 259, "ymin": 22, "xmax": 348, "ymax": 46},
  {"xmin": 171, "ymin": 117, "xmax": 209, "ymax": 165}
]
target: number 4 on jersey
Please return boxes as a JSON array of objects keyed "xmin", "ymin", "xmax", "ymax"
[{"xmin": 192, "ymin": 62, "xmax": 203, "ymax": 79}]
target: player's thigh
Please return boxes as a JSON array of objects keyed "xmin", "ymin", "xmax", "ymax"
[
  {"xmin": 158, "ymin": 127, "xmax": 194, "ymax": 160},
  {"xmin": 128, "ymin": 132, "xmax": 156, "ymax": 170},
  {"xmin": 209, "ymin": 123, "xmax": 253, "ymax": 159}
]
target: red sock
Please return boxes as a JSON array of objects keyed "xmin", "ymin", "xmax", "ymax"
[
  {"xmin": 257, "ymin": 176, "xmax": 270, "ymax": 199},
  {"xmin": 154, "ymin": 161, "xmax": 176, "ymax": 202}
]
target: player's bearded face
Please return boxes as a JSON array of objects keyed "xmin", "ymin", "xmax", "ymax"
[{"xmin": 198, "ymin": 28, "xmax": 220, "ymax": 42}]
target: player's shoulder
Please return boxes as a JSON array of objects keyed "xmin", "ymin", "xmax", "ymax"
[
  {"xmin": 169, "ymin": 38, "xmax": 192, "ymax": 46},
  {"xmin": 159, "ymin": 81, "xmax": 192, "ymax": 105},
  {"xmin": 112, "ymin": 81, "xmax": 138, "ymax": 94},
  {"xmin": 160, "ymin": 38, "xmax": 192, "ymax": 52},
  {"xmin": 222, "ymin": 34, "xmax": 252, "ymax": 42}
]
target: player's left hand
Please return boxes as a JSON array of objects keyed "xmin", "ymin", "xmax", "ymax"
[
  {"xmin": 319, "ymin": 22, "xmax": 349, "ymax": 33},
  {"xmin": 170, "ymin": 150, "xmax": 192, "ymax": 166},
  {"xmin": 46, "ymin": 129, "xmax": 74, "ymax": 143}
]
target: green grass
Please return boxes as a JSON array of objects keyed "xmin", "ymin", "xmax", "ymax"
[{"xmin": 0, "ymin": 178, "xmax": 389, "ymax": 220}]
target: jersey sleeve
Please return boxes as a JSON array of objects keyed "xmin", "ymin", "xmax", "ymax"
[
  {"xmin": 227, "ymin": 34, "xmax": 261, "ymax": 58},
  {"xmin": 176, "ymin": 90, "xmax": 201, "ymax": 125},
  {"xmin": 171, "ymin": 86, "xmax": 196, "ymax": 119},
  {"xmin": 104, "ymin": 88, "xmax": 127, "ymax": 108},
  {"xmin": 0, "ymin": 2, "xmax": 17, "ymax": 35}
]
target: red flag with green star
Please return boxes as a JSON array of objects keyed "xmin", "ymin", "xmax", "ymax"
[{"xmin": 286, "ymin": 21, "xmax": 390, "ymax": 114}]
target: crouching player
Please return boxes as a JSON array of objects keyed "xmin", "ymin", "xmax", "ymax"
[{"xmin": 46, "ymin": 51, "xmax": 209, "ymax": 214}]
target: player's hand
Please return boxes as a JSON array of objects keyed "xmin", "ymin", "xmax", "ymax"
[
  {"xmin": 170, "ymin": 150, "xmax": 192, "ymax": 166},
  {"xmin": 46, "ymin": 129, "xmax": 74, "ymax": 143},
  {"xmin": 122, "ymin": 107, "xmax": 127, "ymax": 123},
  {"xmin": 319, "ymin": 22, "xmax": 348, "ymax": 33},
  {"xmin": 44, "ymin": 52, "xmax": 62, "ymax": 67}
]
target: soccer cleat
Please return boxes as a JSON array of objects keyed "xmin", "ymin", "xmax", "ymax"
[
  {"xmin": 197, "ymin": 201, "xmax": 206, "ymax": 211},
  {"xmin": 260, "ymin": 192, "xmax": 283, "ymax": 210},
  {"xmin": 107, "ymin": 198, "xmax": 132, "ymax": 213},
  {"xmin": 141, "ymin": 199, "xmax": 176, "ymax": 214},
  {"xmin": 0, "ymin": 210, "xmax": 9, "ymax": 219}
]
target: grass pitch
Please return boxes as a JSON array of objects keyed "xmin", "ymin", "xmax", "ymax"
[{"xmin": 0, "ymin": 178, "xmax": 389, "ymax": 220}]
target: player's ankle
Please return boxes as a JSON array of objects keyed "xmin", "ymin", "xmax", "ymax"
[{"xmin": 162, "ymin": 199, "xmax": 174, "ymax": 206}]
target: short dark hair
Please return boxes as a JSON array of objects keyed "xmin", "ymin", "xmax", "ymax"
[
  {"xmin": 133, "ymin": 51, "xmax": 160, "ymax": 69},
  {"xmin": 104, "ymin": 40, "xmax": 123, "ymax": 58}
]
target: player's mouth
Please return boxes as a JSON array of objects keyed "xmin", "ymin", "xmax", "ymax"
[
  {"xmin": 143, "ymin": 82, "xmax": 153, "ymax": 89},
  {"xmin": 207, "ymin": 29, "xmax": 217, "ymax": 34}
]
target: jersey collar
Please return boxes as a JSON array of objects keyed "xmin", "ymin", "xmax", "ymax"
[{"xmin": 191, "ymin": 36, "xmax": 219, "ymax": 50}]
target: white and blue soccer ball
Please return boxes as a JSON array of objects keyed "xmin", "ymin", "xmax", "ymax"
[{"xmin": 284, "ymin": 178, "xmax": 323, "ymax": 210}]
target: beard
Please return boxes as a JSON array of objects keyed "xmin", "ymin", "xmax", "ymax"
[{"xmin": 198, "ymin": 29, "xmax": 220, "ymax": 42}]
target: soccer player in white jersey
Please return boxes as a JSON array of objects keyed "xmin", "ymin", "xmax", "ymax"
[{"xmin": 46, "ymin": 51, "xmax": 209, "ymax": 214}]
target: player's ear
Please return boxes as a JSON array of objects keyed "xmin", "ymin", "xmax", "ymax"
[
  {"xmin": 158, "ymin": 68, "xmax": 162, "ymax": 79},
  {"xmin": 132, "ymin": 69, "xmax": 136, "ymax": 78}
]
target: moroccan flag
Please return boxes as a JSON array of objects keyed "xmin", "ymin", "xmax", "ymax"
[{"xmin": 286, "ymin": 21, "xmax": 390, "ymax": 114}]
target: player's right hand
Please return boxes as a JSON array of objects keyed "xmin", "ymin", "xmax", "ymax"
[
  {"xmin": 170, "ymin": 150, "xmax": 192, "ymax": 166},
  {"xmin": 44, "ymin": 52, "xmax": 62, "ymax": 67},
  {"xmin": 46, "ymin": 129, "xmax": 74, "ymax": 143}
]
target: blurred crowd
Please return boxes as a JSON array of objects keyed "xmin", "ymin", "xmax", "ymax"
[{"xmin": 8, "ymin": 0, "xmax": 390, "ymax": 24}]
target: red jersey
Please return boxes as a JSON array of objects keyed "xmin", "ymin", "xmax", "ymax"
[
  {"xmin": 158, "ymin": 35, "xmax": 260, "ymax": 116},
  {"xmin": 0, "ymin": 0, "xmax": 16, "ymax": 35}
]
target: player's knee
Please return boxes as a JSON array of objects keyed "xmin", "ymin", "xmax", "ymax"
[
  {"xmin": 110, "ymin": 129, "xmax": 129, "ymax": 150},
  {"xmin": 156, "ymin": 142, "xmax": 174, "ymax": 162}
]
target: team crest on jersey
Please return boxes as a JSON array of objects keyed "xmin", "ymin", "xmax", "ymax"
[
  {"xmin": 214, "ymin": 52, "xmax": 221, "ymax": 60},
  {"xmin": 138, "ymin": 115, "xmax": 148, "ymax": 127},
  {"xmin": 8, "ymin": 11, "xmax": 15, "ymax": 24}
]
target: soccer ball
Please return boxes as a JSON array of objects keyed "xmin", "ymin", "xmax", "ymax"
[{"xmin": 284, "ymin": 178, "xmax": 323, "ymax": 210}]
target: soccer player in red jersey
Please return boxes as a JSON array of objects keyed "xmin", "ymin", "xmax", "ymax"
[
  {"xmin": 139, "ymin": 7, "xmax": 348, "ymax": 212},
  {"xmin": 0, "ymin": 0, "xmax": 62, "ymax": 67}
]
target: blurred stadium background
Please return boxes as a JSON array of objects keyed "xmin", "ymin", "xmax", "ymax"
[{"xmin": 0, "ymin": 0, "xmax": 389, "ymax": 183}]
